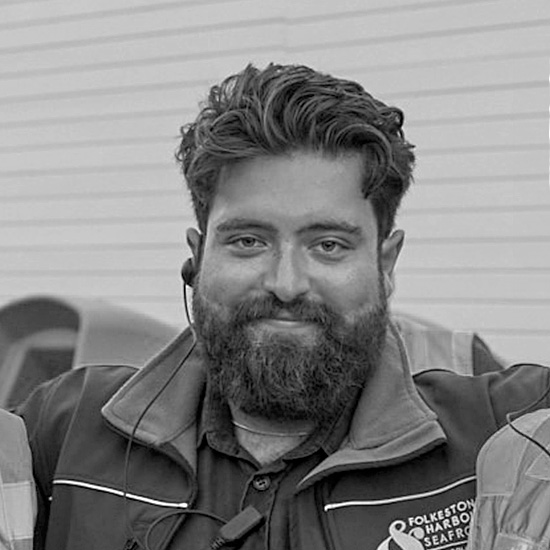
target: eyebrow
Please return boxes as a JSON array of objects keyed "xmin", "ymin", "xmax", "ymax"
[
  {"xmin": 215, "ymin": 218, "xmax": 362, "ymax": 237},
  {"xmin": 297, "ymin": 221, "xmax": 362, "ymax": 237},
  {"xmin": 215, "ymin": 218, "xmax": 277, "ymax": 234}
]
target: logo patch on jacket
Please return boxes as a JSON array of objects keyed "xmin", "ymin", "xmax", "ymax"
[
  {"xmin": 324, "ymin": 476, "xmax": 476, "ymax": 550},
  {"xmin": 375, "ymin": 499, "xmax": 475, "ymax": 550}
]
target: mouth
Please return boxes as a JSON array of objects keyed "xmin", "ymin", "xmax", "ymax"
[
  {"xmin": 261, "ymin": 318, "xmax": 312, "ymax": 328},
  {"xmin": 251, "ymin": 317, "xmax": 319, "ymax": 335}
]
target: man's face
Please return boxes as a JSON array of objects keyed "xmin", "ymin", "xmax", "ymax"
[{"xmin": 190, "ymin": 151, "xmax": 403, "ymax": 421}]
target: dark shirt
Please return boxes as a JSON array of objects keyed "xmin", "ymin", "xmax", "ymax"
[{"xmin": 171, "ymin": 385, "xmax": 358, "ymax": 549}]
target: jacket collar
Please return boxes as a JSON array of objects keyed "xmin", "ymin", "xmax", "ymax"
[{"xmin": 102, "ymin": 322, "xmax": 446, "ymax": 480}]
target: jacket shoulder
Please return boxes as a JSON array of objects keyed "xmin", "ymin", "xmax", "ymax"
[
  {"xmin": 16, "ymin": 366, "xmax": 136, "ymax": 480},
  {"xmin": 414, "ymin": 363, "xmax": 550, "ymax": 430}
]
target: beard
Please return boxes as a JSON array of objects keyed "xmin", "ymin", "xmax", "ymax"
[{"xmin": 192, "ymin": 279, "xmax": 388, "ymax": 423}]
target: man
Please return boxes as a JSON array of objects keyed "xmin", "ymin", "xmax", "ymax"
[
  {"xmin": 0, "ymin": 409, "xmax": 36, "ymax": 550},
  {"xmin": 467, "ymin": 409, "xmax": 550, "ymax": 549},
  {"xmin": 17, "ymin": 63, "xmax": 549, "ymax": 550}
]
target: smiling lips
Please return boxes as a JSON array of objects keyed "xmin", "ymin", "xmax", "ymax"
[{"xmin": 256, "ymin": 313, "xmax": 315, "ymax": 330}]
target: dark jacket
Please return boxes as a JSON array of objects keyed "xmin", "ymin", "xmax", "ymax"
[{"xmin": 18, "ymin": 324, "xmax": 550, "ymax": 550}]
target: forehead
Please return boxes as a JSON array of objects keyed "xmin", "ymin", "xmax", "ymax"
[{"xmin": 207, "ymin": 151, "xmax": 377, "ymax": 234}]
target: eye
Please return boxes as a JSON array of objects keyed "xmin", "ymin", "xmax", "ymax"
[
  {"xmin": 235, "ymin": 236, "xmax": 263, "ymax": 248},
  {"xmin": 318, "ymin": 240, "xmax": 341, "ymax": 253},
  {"xmin": 312, "ymin": 239, "xmax": 349, "ymax": 258},
  {"xmin": 226, "ymin": 235, "xmax": 267, "ymax": 255}
]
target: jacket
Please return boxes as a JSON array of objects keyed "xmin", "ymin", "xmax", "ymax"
[
  {"xmin": 17, "ymin": 323, "xmax": 550, "ymax": 550},
  {"xmin": 467, "ymin": 408, "xmax": 550, "ymax": 550},
  {"xmin": 0, "ymin": 409, "xmax": 36, "ymax": 550}
]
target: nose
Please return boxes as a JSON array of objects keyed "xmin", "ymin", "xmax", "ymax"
[{"xmin": 263, "ymin": 246, "xmax": 310, "ymax": 303}]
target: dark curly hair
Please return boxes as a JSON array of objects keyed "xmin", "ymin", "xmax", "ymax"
[{"xmin": 176, "ymin": 63, "xmax": 415, "ymax": 242}]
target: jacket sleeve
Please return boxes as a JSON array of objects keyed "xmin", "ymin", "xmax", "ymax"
[
  {"xmin": 15, "ymin": 372, "xmax": 78, "ymax": 550},
  {"xmin": 14, "ymin": 366, "xmax": 136, "ymax": 550}
]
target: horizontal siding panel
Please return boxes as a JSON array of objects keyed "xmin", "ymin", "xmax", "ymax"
[
  {"xmin": 391, "ymin": 303, "xmax": 550, "ymax": 332},
  {"xmin": 1, "ymin": 195, "xmax": 189, "ymax": 224},
  {"xmin": 399, "ymin": 86, "xmax": 547, "ymax": 123},
  {"xmin": 0, "ymin": 274, "xmax": 180, "ymax": 298},
  {"xmin": 0, "ymin": 52, "xmax": 284, "ymax": 102},
  {"xmin": 345, "ymin": 55, "xmax": 548, "ymax": 101},
  {"xmin": 1, "ymin": 81, "xmax": 544, "ymax": 127},
  {"xmin": 408, "ymin": 117, "xmax": 547, "ymax": 152},
  {"xmin": 0, "ymin": 23, "xmax": 282, "ymax": 75},
  {"xmin": 0, "ymin": 0, "xmax": 242, "ymax": 25},
  {"xmin": 293, "ymin": 25, "xmax": 549, "ymax": 74},
  {"xmin": 288, "ymin": 0, "xmax": 548, "ymax": 49},
  {"xmin": 0, "ymin": 221, "xmax": 185, "ymax": 247},
  {"xmin": 399, "ymin": 210, "xmax": 550, "ymax": 239},
  {"xmin": 0, "ymin": 248, "xmax": 183, "ymax": 273},
  {"xmin": 414, "ymin": 149, "xmax": 547, "ymax": 181},
  {"xmin": 1, "ymin": 106, "xmax": 195, "ymax": 129},
  {"xmin": 396, "ymin": 273, "xmax": 550, "ymax": 301},
  {"xmin": 0, "ymin": 1, "xmax": 281, "ymax": 50},
  {"xmin": 479, "ymin": 334, "xmax": 549, "ymax": 365},
  {"xmin": 0, "ymin": 85, "xmax": 205, "ymax": 124},
  {"xmin": 3, "ymin": 21, "xmax": 546, "ymax": 78},
  {"xmin": 398, "ymin": 241, "xmax": 550, "ymax": 271},
  {"xmin": 0, "ymin": 168, "xmax": 184, "ymax": 197},
  {"xmin": 0, "ymin": 141, "xmax": 176, "ymax": 173},
  {"xmin": 288, "ymin": 0, "xmax": 436, "ymax": 19},
  {"xmin": 1, "ymin": 52, "xmax": 545, "ymax": 106},
  {"xmin": 0, "ymin": 115, "xmax": 178, "ymax": 149},
  {"xmin": 403, "ymin": 178, "xmax": 549, "ymax": 211}
]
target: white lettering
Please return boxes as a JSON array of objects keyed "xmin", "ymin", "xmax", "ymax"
[
  {"xmin": 456, "ymin": 501, "xmax": 468, "ymax": 512},
  {"xmin": 459, "ymin": 512, "xmax": 472, "ymax": 524}
]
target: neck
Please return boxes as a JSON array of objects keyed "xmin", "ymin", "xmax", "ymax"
[
  {"xmin": 229, "ymin": 402, "xmax": 317, "ymax": 465},
  {"xmin": 229, "ymin": 402, "xmax": 316, "ymax": 437}
]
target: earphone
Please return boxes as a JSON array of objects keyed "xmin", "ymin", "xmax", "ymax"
[
  {"xmin": 181, "ymin": 258, "xmax": 197, "ymax": 288},
  {"xmin": 181, "ymin": 232, "xmax": 204, "ymax": 289},
  {"xmin": 180, "ymin": 232, "xmax": 204, "ymax": 326}
]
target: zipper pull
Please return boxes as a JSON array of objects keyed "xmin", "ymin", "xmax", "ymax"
[{"xmin": 123, "ymin": 539, "xmax": 139, "ymax": 550}]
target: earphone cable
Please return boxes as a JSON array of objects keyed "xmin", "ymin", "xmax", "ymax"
[
  {"xmin": 122, "ymin": 338, "xmax": 197, "ymax": 549},
  {"xmin": 144, "ymin": 509, "xmax": 226, "ymax": 550},
  {"xmin": 505, "ymin": 363, "xmax": 550, "ymax": 461},
  {"xmin": 183, "ymin": 280, "xmax": 193, "ymax": 329}
]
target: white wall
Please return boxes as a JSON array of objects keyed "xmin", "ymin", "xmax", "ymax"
[{"xmin": 0, "ymin": 0, "xmax": 548, "ymax": 364}]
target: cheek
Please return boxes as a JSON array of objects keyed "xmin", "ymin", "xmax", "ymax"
[
  {"xmin": 315, "ymin": 267, "xmax": 382, "ymax": 314},
  {"xmin": 197, "ymin": 255, "xmax": 260, "ymax": 306}
]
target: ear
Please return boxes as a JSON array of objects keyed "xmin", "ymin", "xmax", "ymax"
[
  {"xmin": 186, "ymin": 228, "xmax": 204, "ymax": 264},
  {"xmin": 380, "ymin": 229, "xmax": 404, "ymax": 279}
]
